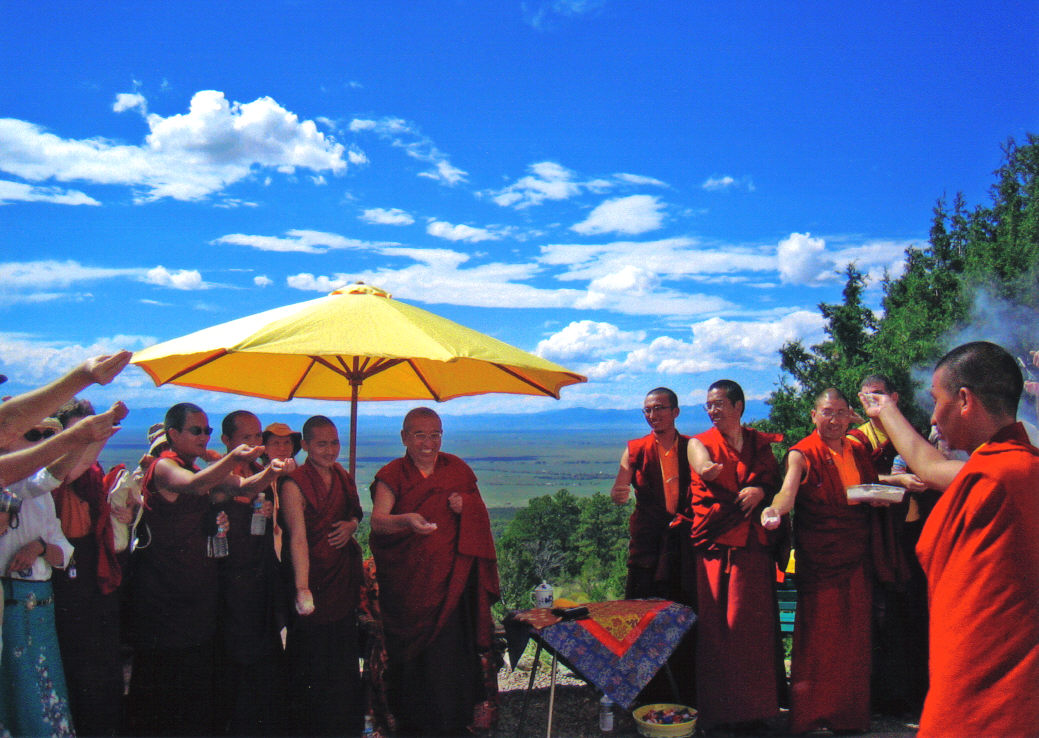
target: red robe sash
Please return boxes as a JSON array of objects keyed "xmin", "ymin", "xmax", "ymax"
[
  {"xmin": 287, "ymin": 459, "xmax": 363, "ymax": 624},
  {"xmin": 915, "ymin": 422, "xmax": 1039, "ymax": 737},
  {"xmin": 370, "ymin": 453, "xmax": 499, "ymax": 660},
  {"xmin": 688, "ymin": 427, "xmax": 783, "ymax": 550},
  {"xmin": 626, "ymin": 433, "xmax": 691, "ymax": 568}
]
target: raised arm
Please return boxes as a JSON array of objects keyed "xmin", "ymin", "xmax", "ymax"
[
  {"xmin": 609, "ymin": 448, "xmax": 633, "ymax": 504},
  {"xmin": 0, "ymin": 352, "xmax": 131, "ymax": 448},
  {"xmin": 152, "ymin": 444, "xmax": 265, "ymax": 497},
  {"xmin": 279, "ymin": 477, "xmax": 314, "ymax": 615},
  {"xmin": 761, "ymin": 449, "xmax": 806, "ymax": 528},
  {"xmin": 860, "ymin": 391, "xmax": 963, "ymax": 490}
]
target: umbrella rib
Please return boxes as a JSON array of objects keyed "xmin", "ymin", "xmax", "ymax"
[
  {"xmin": 490, "ymin": 363, "xmax": 561, "ymax": 398},
  {"xmin": 163, "ymin": 349, "xmax": 231, "ymax": 385},
  {"xmin": 406, "ymin": 359, "xmax": 442, "ymax": 402},
  {"xmin": 284, "ymin": 357, "xmax": 320, "ymax": 400}
]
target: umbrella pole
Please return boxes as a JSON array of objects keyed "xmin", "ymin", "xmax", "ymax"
[{"xmin": 349, "ymin": 380, "xmax": 359, "ymax": 479}]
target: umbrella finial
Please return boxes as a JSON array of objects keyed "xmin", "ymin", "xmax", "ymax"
[{"xmin": 331, "ymin": 282, "xmax": 391, "ymax": 299}]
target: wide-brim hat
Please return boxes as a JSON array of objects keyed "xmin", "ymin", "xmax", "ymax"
[{"xmin": 262, "ymin": 422, "xmax": 302, "ymax": 457}]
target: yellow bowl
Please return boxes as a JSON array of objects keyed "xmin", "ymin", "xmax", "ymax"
[{"xmin": 632, "ymin": 703, "xmax": 698, "ymax": 738}]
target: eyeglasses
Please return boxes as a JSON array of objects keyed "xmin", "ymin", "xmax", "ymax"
[
  {"xmin": 704, "ymin": 401, "xmax": 730, "ymax": 412},
  {"xmin": 642, "ymin": 404, "xmax": 674, "ymax": 415},
  {"xmin": 184, "ymin": 425, "xmax": 213, "ymax": 436},
  {"xmin": 23, "ymin": 428, "xmax": 57, "ymax": 442},
  {"xmin": 408, "ymin": 431, "xmax": 442, "ymax": 442},
  {"xmin": 817, "ymin": 409, "xmax": 850, "ymax": 420}
]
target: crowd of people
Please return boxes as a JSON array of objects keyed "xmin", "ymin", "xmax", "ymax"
[
  {"xmin": 610, "ymin": 341, "xmax": 1038, "ymax": 737},
  {"xmin": 0, "ymin": 339, "xmax": 1036, "ymax": 737},
  {"xmin": 0, "ymin": 353, "xmax": 499, "ymax": 738}
]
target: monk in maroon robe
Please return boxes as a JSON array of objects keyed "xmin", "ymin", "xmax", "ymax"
[
  {"xmin": 279, "ymin": 416, "xmax": 364, "ymax": 736},
  {"xmin": 763, "ymin": 388, "xmax": 908, "ymax": 734},
  {"xmin": 686, "ymin": 380, "xmax": 785, "ymax": 729},
  {"xmin": 370, "ymin": 407, "xmax": 499, "ymax": 736},
  {"xmin": 127, "ymin": 402, "xmax": 277, "ymax": 737},
  {"xmin": 861, "ymin": 342, "xmax": 1039, "ymax": 737}
]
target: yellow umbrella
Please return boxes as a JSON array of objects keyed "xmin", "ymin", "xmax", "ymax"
[{"xmin": 132, "ymin": 283, "xmax": 586, "ymax": 476}]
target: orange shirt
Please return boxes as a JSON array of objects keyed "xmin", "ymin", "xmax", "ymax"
[
  {"xmin": 657, "ymin": 437, "xmax": 680, "ymax": 514},
  {"xmin": 828, "ymin": 441, "xmax": 865, "ymax": 492}
]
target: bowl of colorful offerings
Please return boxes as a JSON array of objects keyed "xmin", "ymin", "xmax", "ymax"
[{"xmin": 632, "ymin": 703, "xmax": 697, "ymax": 737}]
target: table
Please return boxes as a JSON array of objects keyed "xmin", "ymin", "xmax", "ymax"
[{"xmin": 504, "ymin": 599, "xmax": 696, "ymax": 735}]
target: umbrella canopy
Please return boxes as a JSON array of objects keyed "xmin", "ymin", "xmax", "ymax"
[{"xmin": 132, "ymin": 284, "xmax": 586, "ymax": 476}]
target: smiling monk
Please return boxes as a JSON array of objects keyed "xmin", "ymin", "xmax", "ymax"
[{"xmin": 370, "ymin": 407, "xmax": 500, "ymax": 736}]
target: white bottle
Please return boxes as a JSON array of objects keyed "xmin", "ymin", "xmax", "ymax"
[{"xmin": 599, "ymin": 694, "xmax": 614, "ymax": 733}]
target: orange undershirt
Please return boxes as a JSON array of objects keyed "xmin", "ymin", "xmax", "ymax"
[
  {"xmin": 657, "ymin": 437, "xmax": 680, "ymax": 514},
  {"xmin": 829, "ymin": 441, "xmax": 865, "ymax": 493}
]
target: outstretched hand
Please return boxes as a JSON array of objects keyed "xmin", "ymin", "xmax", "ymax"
[
  {"xmin": 82, "ymin": 351, "xmax": 133, "ymax": 386},
  {"xmin": 231, "ymin": 444, "xmax": 265, "ymax": 463},
  {"xmin": 858, "ymin": 391, "xmax": 896, "ymax": 419},
  {"xmin": 700, "ymin": 461, "xmax": 723, "ymax": 482}
]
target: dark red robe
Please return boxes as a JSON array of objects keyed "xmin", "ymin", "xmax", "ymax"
[
  {"xmin": 787, "ymin": 432, "xmax": 876, "ymax": 734},
  {"xmin": 688, "ymin": 427, "xmax": 784, "ymax": 727},
  {"xmin": 916, "ymin": 422, "xmax": 1039, "ymax": 737},
  {"xmin": 285, "ymin": 458, "xmax": 363, "ymax": 625},
  {"xmin": 626, "ymin": 432, "xmax": 692, "ymax": 599},
  {"xmin": 370, "ymin": 453, "xmax": 499, "ymax": 735}
]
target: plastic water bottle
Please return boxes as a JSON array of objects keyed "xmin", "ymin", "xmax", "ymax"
[
  {"xmin": 250, "ymin": 493, "xmax": 267, "ymax": 536},
  {"xmin": 208, "ymin": 517, "xmax": 229, "ymax": 558},
  {"xmin": 599, "ymin": 694, "xmax": 614, "ymax": 733}
]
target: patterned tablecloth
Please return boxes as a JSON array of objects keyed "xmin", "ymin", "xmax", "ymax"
[{"xmin": 504, "ymin": 599, "xmax": 697, "ymax": 709}]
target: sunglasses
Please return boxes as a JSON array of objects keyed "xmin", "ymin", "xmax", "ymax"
[
  {"xmin": 183, "ymin": 425, "xmax": 213, "ymax": 436},
  {"xmin": 24, "ymin": 428, "xmax": 57, "ymax": 442}
]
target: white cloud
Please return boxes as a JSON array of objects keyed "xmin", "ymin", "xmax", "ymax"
[
  {"xmin": 0, "ymin": 90, "xmax": 349, "ymax": 202},
  {"xmin": 112, "ymin": 92, "xmax": 147, "ymax": 114},
  {"xmin": 488, "ymin": 161, "xmax": 608, "ymax": 209},
  {"xmin": 571, "ymin": 194, "xmax": 665, "ymax": 235},
  {"xmin": 0, "ymin": 180, "xmax": 100, "ymax": 206},
  {"xmin": 254, "ymin": 275, "xmax": 273, "ymax": 287},
  {"xmin": 702, "ymin": 175, "xmax": 754, "ymax": 192},
  {"xmin": 584, "ymin": 265, "xmax": 659, "ymax": 294},
  {"xmin": 426, "ymin": 219, "xmax": 500, "ymax": 243},
  {"xmin": 536, "ymin": 320, "xmax": 647, "ymax": 362},
  {"xmin": 144, "ymin": 266, "xmax": 207, "ymax": 290},
  {"xmin": 0, "ymin": 332, "xmax": 155, "ymax": 384},
  {"xmin": 523, "ymin": 0, "xmax": 606, "ymax": 30},
  {"xmin": 0, "ymin": 260, "xmax": 137, "ymax": 290},
  {"xmin": 777, "ymin": 232, "xmax": 833, "ymax": 285},
  {"xmin": 348, "ymin": 116, "xmax": 466, "ymax": 185},
  {"xmin": 360, "ymin": 207, "xmax": 415, "ymax": 226},
  {"xmin": 614, "ymin": 173, "xmax": 668, "ymax": 187},
  {"xmin": 213, "ymin": 229, "xmax": 384, "ymax": 254},
  {"xmin": 348, "ymin": 149, "xmax": 368, "ymax": 165},
  {"xmin": 286, "ymin": 273, "xmax": 347, "ymax": 292}
]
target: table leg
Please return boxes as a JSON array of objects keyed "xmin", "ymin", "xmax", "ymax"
[
  {"xmin": 515, "ymin": 641, "xmax": 543, "ymax": 737},
  {"xmin": 546, "ymin": 652, "xmax": 558, "ymax": 738}
]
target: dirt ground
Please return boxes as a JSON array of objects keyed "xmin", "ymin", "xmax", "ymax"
[{"xmin": 492, "ymin": 658, "xmax": 919, "ymax": 738}]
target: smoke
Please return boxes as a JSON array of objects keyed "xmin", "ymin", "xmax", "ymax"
[{"xmin": 911, "ymin": 288, "xmax": 1039, "ymax": 424}]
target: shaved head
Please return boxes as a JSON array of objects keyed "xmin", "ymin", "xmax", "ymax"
[
  {"xmin": 935, "ymin": 341, "xmax": 1022, "ymax": 418},
  {"xmin": 815, "ymin": 387, "xmax": 851, "ymax": 409},
  {"xmin": 403, "ymin": 407, "xmax": 441, "ymax": 433}
]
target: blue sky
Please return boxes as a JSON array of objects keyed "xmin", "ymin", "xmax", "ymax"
[{"xmin": 1, "ymin": 0, "xmax": 1036, "ymax": 424}]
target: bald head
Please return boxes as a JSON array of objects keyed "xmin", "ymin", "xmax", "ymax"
[
  {"xmin": 403, "ymin": 407, "xmax": 441, "ymax": 433},
  {"xmin": 815, "ymin": 387, "xmax": 852, "ymax": 409},
  {"xmin": 935, "ymin": 341, "xmax": 1022, "ymax": 418}
]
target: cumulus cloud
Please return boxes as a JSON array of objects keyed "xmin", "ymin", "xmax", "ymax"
[
  {"xmin": 488, "ymin": 161, "xmax": 609, "ymax": 209},
  {"xmin": 0, "ymin": 180, "xmax": 100, "ymax": 206},
  {"xmin": 0, "ymin": 90, "xmax": 349, "ymax": 202},
  {"xmin": 426, "ymin": 219, "xmax": 500, "ymax": 243},
  {"xmin": 113, "ymin": 92, "xmax": 147, "ymax": 114},
  {"xmin": 536, "ymin": 320, "xmax": 647, "ymax": 362},
  {"xmin": 348, "ymin": 116, "xmax": 466, "ymax": 185},
  {"xmin": 777, "ymin": 232, "xmax": 831, "ymax": 284},
  {"xmin": 144, "ymin": 266, "xmax": 208, "ymax": 290},
  {"xmin": 571, "ymin": 194, "xmax": 665, "ymax": 235},
  {"xmin": 213, "ymin": 229, "xmax": 385, "ymax": 254},
  {"xmin": 360, "ymin": 207, "xmax": 415, "ymax": 226},
  {"xmin": 0, "ymin": 332, "xmax": 156, "ymax": 384},
  {"xmin": 577, "ymin": 309, "xmax": 827, "ymax": 380},
  {"xmin": 254, "ymin": 275, "xmax": 273, "ymax": 287}
]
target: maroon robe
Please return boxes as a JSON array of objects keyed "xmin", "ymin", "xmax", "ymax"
[
  {"xmin": 285, "ymin": 458, "xmax": 363, "ymax": 625},
  {"xmin": 626, "ymin": 432, "xmax": 692, "ymax": 598},
  {"xmin": 688, "ymin": 427, "xmax": 784, "ymax": 727},
  {"xmin": 787, "ymin": 432, "xmax": 876, "ymax": 734},
  {"xmin": 370, "ymin": 452, "xmax": 499, "ymax": 659},
  {"xmin": 916, "ymin": 423, "xmax": 1039, "ymax": 737}
]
